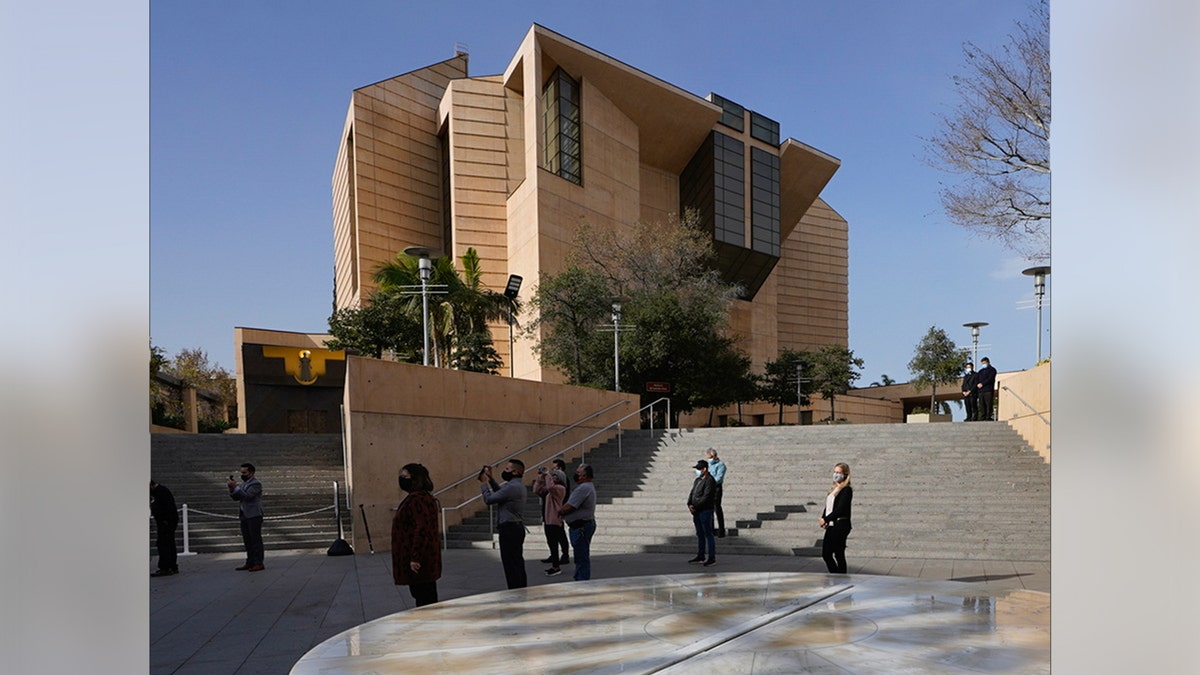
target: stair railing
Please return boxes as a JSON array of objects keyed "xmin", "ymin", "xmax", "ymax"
[
  {"xmin": 437, "ymin": 397, "xmax": 671, "ymax": 550},
  {"xmin": 999, "ymin": 385, "xmax": 1050, "ymax": 426}
]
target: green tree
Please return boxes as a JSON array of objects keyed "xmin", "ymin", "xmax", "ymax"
[
  {"xmin": 525, "ymin": 266, "xmax": 612, "ymax": 385},
  {"xmin": 449, "ymin": 331, "xmax": 505, "ymax": 374},
  {"xmin": 808, "ymin": 345, "xmax": 864, "ymax": 423},
  {"xmin": 326, "ymin": 291, "xmax": 423, "ymax": 360},
  {"xmin": 907, "ymin": 326, "xmax": 964, "ymax": 413},
  {"xmin": 926, "ymin": 0, "xmax": 1049, "ymax": 261},
  {"xmin": 373, "ymin": 247, "xmax": 516, "ymax": 369},
  {"xmin": 760, "ymin": 349, "xmax": 813, "ymax": 424},
  {"xmin": 153, "ymin": 347, "xmax": 236, "ymax": 431},
  {"xmin": 528, "ymin": 212, "xmax": 749, "ymax": 417}
]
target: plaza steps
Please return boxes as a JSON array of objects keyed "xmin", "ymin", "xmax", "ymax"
[
  {"xmin": 149, "ymin": 433, "xmax": 351, "ymax": 555},
  {"xmin": 444, "ymin": 422, "xmax": 1050, "ymax": 562}
]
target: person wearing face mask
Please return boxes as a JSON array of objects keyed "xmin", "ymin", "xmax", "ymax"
[
  {"xmin": 479, "ymin": 459, "xmax": 528, "ymax": 589},
  {"xmin": 975, "ymin": 357, "xmax": 998, "ymax": 421},
  {"xmin": 227, "ymin": 462, "xmax": 265, "ymax": 572},
  {"xmin": 818, "ymin": 463, "xmax": 853, "ymax": 574},
  {"xmin": 391, "ymin": 463, "xmax": 442, "ymax": 607},
  {"xmin": 558, "ymin": 464, "xmax": 597, "ymax": 581},
  {"xmin": 961, "ymin": 362, "xmax": 979, "ymax": 421},
  {"xmin": 687, "ymin": 460, "xmax": 718, "ymax": 566}
]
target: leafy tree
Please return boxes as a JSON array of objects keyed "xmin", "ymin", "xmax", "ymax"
[
  {"xmin": 760, "ymin": 349, "xmax": 813, "ymax": 424},
  {"xmin": 326, "ymin": 291, "xmax": 423, "ymax": 360},
  {"xmin": 926, "ymin": 0, "xmax": 1049, "ymax": 261},
  {"xmin": 808, "ymin": 345, "xmax": 864, "ymax": 423},
  {"xmin": 449, "ymin": 331, "xmax": 504, "ymax": 374},
  {"xmin": 525, "ymin": 266, "xmax": 612, "ymax": 385},
  {"xmin": 907, "ymin": 326, "xmax": 964, "ymax": 413},
  {"xmin": 527, "ymin": 211, "xmax": 750, "ymax": 416},
  {"xmin": 152, "ymin": 346, "xmax": 236, "ymax": 431}
]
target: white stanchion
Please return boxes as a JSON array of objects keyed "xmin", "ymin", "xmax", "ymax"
[{"xmin": 179, "ymin": 503, "xmax": 198, "ymax": 557}]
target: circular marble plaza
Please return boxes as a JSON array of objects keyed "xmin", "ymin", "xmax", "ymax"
[{"xmin": 291, "ymin": 572, "xmax": 1049, "ymax": 674}]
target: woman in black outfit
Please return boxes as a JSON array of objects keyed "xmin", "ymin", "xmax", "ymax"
[{"xmin": 819, "ymin": 462, "xmax": 853, "ymax": 573}]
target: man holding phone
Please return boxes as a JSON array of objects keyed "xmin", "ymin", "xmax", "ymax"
[
  {"xmin": 228, "ymin": 463, "xmax": 265, "ymax": 572},
  {"xmin": 479, "ymin": 460, "xmax": 527, "ymax": 589}
]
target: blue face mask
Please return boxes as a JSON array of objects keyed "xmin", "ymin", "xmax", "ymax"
[{"xmin": 833, "ymin": 473, "xmax": 844, "ymax": 482}]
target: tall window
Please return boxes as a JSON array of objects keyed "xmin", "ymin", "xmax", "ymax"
[{"xmin": 543, "ymin": 67, "xmax": 582, "ymax": 184}]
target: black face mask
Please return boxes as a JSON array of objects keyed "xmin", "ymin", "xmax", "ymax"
[
  {"xmin": 574, "ymin": 474, "xmax": 584, "ymax": 484},
  {"xmin": 501, "ymin": 471, "xmax": 515, "ymax": 482},
  {"xmin": 398, "ymin": 476, "xmax": 414, "ymax": 492}
]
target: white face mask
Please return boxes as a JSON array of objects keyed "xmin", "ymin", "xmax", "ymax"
[{"xmin": 833, "ymin": 473, "xmax": 844, "ymax": 482}]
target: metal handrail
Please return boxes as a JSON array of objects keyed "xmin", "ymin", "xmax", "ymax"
[
  {"xmin": 439, "ymin": 396, "xmax": 672, "ymax": 549},
  {"xmin": 433, "ymin": 399, "xmax": 631, "ymax": 499},
  {"xmin": 1000, "ymin": 385, "xmax": 1050, "ymax": 426}
]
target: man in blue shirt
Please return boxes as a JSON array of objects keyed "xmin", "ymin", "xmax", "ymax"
[
  {"xmin": 479, "ymin": 459, "xmax": 528, "ymax": 589},
  {"xmin": 706, "ymin": 448, "xmax": 727, "ymax": 538}
]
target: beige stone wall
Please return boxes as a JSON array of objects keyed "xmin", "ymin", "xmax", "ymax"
[
  {"xmin": 998, "ymin": 362, "xmax": 1051, "ymax": 461},
  {"xmin": 776, "ymin": 197, "xmax": 850, "ymax": 352},
  {"xmin": 679, "ymin": 393, "xmax": 901, "ymax": 428},
  {"xmin": 334, "ymin": 55, "xmax": 469, "ymax": 310},
  {"xmin": 344, "ymin": 356, "xmax": 632, "ymax": 554}
]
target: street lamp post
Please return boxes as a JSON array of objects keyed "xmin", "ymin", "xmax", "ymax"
[
  {"xmin": 1022, "ymin": 266, "xmax": 1051, "ymax": 362},
  {"xmin": 403, "ymin": 246, "xmax": 439, "ymax": 366},
  {"xmin": 504, "ymin": 275, "xmax": 522, "ymax": 378},
  {"xmin": 963, "ymin": 322, "xmax": 989, "ymax": 367},
  {"xmin": 612, "ymin": 301, "xmax": 621, "ymax": 392}
]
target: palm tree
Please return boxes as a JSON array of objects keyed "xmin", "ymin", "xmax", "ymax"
[{"xmin": 373, "ymin": 248, "xmax": 518, "ymax": 368}]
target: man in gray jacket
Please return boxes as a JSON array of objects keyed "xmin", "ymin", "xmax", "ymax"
[
  {"xmin": 228, "ymin": 462, "xmax": 265, "ymax": 571},
  {"xmin": 480, "ymin": 459, "xmax": 528, "ymax": 589},
  {"xmin": 687, "ymin": 460, "xmax": 717, "ymax": 566}
]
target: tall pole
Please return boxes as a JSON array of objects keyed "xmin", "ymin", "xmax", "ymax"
[
  {"xmin": 420, "ymin": 262, "xmax": 431, "ymax": 366},
  {"xmin": 795, "ymin": 363, "xmax": 803, "ymax": 426},
  {"xmin": 612, "ymin": 301, "xmax": 621, "ymax": 392},
  {"xmin": 1022, "ymin": 266, "xmax": 1051, "ymax": 363}
]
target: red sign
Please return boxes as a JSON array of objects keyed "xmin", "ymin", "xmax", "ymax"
[{"xmin": 645, "ymin": 381, "xmax": 671, "ymax": 393}]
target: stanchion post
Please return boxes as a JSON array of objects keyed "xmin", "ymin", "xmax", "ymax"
[{"xmin": 179, "ymin": 504, "xmax": 197, "ymax": 557}]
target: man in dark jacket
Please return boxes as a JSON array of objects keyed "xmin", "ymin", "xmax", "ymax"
[
  {"xmin": 975, "ymin": 357, "xmax": 998, "ymax": 421},
  {"xmin": 961, "ymin": 362, "xmax": 979, "ymax": 421},
  {"xmin": 687, "ymin": 460, "xmax": 717, "ymax": 566},
  {"xmin": 149, "ymin": 480, "xmax": 179, "ymax": 577}
]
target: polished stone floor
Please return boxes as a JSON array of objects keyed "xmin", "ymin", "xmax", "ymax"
[{"xmin": 292, "ymin": 572, "xmax": 1049, "ymax": 674}]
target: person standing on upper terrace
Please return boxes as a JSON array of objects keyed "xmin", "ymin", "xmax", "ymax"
[
  {"xmin": 479, "ymin": 459, "xmax": 527, "ymax": 589},
  {"xmin": 975, "ymin": 357, "xmax": 998, "ymax": 421},
  {"xmin": 961, "ymin": 361, "xmax": 979, "ymax": 421}
]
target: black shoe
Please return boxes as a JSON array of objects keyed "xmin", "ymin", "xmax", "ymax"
[
  {"xmin": 703, "ymin": 558, "xmax": 717, "ymax": 567},
  {"xmin": 716, "ymin": 531, "xmax": 726, "ymax": 538},
  {"xmin": 559, "ymin": 556, "xmax": 569, "ymax": 565},
  {"xmin": 688, "ymin": 556, "xmax": 705, "ymax": 564},
  {"xmin": 540, "ymin": 557, "xmax": 556, "ymax": 563},
  {"xmin": 544, "ymin": 568, "xmax": 562, "ymax": 576},
  {"xmin": 150, "ymin": 569, "xmax": 175, "ymax": 577}
]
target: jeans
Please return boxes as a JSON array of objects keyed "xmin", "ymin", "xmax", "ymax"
[
  {"xmin": 693, "ymin": 509, "xmax": 715, "ymax": 559},
  {"xmin": 240, "ymin": 515, "xmax": 264, "ymax": 566},
  {"xmin": 155, "ymin": 519, "xmax": 178, "ymax": 571},
  {"xmin": 497, "ymin": 522, "xmax": 527, "ymax": 589},
  {"xmin": 568, "ymin": 520, "xmax": 596, "ymax": 581},
  {"xmin": 714, "ymin": 484, "xmax": 725, "ymax": 535},
  {"xmin": 544, "ymin": 523, "xmax": 569, "ymax": 563}
]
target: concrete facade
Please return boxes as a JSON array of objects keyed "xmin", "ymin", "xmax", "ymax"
[{"xmin": 332, "ymin": 25, "xmax": 848, "ymax": 384}]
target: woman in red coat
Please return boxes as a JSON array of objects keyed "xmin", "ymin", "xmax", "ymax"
[{"xmin": 391, "ymin": 463, "xmax": 442, "ymax": 607}]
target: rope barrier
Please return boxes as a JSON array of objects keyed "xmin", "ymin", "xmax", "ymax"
[{"xmin": 181, "ymin": 504, "xmax": 335, "ymax": 521}]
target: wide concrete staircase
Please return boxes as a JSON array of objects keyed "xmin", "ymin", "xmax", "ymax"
[
  {"xmin": 149, "ymin": 434, "xmax": 350, "ymax": 554},
  {"xmin": 444, "ymin": 422, "xmax": 1049, "ymax": 561}
]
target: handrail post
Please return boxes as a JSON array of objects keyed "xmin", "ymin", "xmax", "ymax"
[
  {"xmin": 490, "ymin": 504, "xmax": 496, "ymax": 550},
  {"xmin": 441, "ymin": 507, "xmax": 448, "ymax": 551}
]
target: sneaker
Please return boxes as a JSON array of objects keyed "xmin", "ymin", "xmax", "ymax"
[
  {"xmin": 540, "ymin": 557, "xmax": 556, "ymax": 563},
  {"xmin": 688, "ymin": 556, "xmax": 705, "ymax": 564},
  {"xmin": 703, "ymin": 558, "xmax": 717, "ymax": 567},
  {"xmin": 544, "ymin": 568, "xmax": 562, "ymax": 576}
]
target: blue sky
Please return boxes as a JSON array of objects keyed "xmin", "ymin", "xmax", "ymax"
[{"xmin": 150, "ymin": 1, "xmax": 1050, "ymax": 388}]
